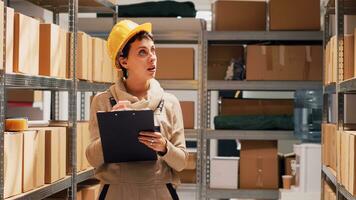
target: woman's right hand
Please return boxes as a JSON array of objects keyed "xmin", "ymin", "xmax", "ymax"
[{"xmin": 111, "ymin": 100, "xmax": 131, "ymax": 111}]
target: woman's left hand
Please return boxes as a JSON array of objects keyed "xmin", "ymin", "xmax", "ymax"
[{"xmin": 138, "ymin": 131, "xmax": 167, "ymax": 154}]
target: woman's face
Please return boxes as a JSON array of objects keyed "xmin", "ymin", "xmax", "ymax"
[{"xmin": 120, "ymin": 38, "xmax": 157, "ymax": 81}]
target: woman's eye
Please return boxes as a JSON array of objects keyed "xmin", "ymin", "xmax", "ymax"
[{"xmin": 139, "ymin": 50, "xmax": 147, "ymax": 56}]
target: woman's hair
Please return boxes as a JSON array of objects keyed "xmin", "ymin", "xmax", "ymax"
[{"xmin": 115, "ymin": 31, "xmax": 154, "ymax": 79}]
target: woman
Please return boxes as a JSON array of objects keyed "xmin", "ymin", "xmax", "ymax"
[{"xmin": 86, "ymin": 20, "xmax": 188, "ymax": 200}]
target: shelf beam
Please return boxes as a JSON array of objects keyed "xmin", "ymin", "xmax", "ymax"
[
  {"xmin": 5, "ymin": 74, "xmax": 111, "ymax": 92},
  {"xmin": 322, "ymin": 165, "xmax": 337, "ymax": 186},
  {"xmin": 207, "ymin": 80, "xmax": 322, "ymax": 91},
  {"xmin": 206, "ymin": 189, "xmax": 279, "ymax": 199},
  {"xmin": 206, "ymin": 31, "xmax": 323, "ymax": 42},
  {"xmin": 340, "ymin": 78, "xmax": 356, "ymax": 92},
  {"xmin": 205, "ymin": 130, "xmax": 296, "ymax": 140},
  {"xmin": 159, "ymin": 80, "xmax": 198, "ymax": 90},
  {"xmin": 338, "ymin": 184, "xmax": 356, "ymax": 200}
]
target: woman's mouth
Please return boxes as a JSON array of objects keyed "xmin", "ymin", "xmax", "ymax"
[{"xmin": 147, "ymin": 66, "xmax": 156, "ymax": 72}]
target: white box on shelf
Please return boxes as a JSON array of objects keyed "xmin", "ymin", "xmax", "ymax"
[
  {"xmin": 293, "ymin": 143, "xmax": 321, "ymax": 193},
  {"xmin": 210, "ymin": 157, "xmax": 239, "ymax": 189}
]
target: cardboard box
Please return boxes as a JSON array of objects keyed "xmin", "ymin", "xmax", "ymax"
[
  {"xmin": 178, "ymin": 169, "xmax": 196, "ymax": 183},
  {"xmin": 39, "ymin": 24, "xmax": 62, "ymax": 77},
  {"xmin": 68, "ymin": 32, "xmax": 88, "ymax": 80},
  {"xmin": 240, "ymin": 140, "xmax": 278, "ymax": 189},
  {"xmin": 269, "ymin": 0, "xmax": 320, "ymax": 30},
  {"xmin": 102, "ymin": 40, "xmax": 112, "ymax": 83},
  {"xmin": 221, "ymin": 99, "xmax": 293, "ymax": 116},
  {"xmin": 155, "ymin": 47, "xmax": 194, "ymax": 80},
  {"xmin": 87, "ymin": 35, "xmax": 93, "ymax": 82},
  {"xmin": 4, "ymin": 132, "xmax": 23, "ymax": 198},
  {"xmin": 185, "ymin": 152, "xmax": 197, "ymax": 170},
  {"xmin": 81, "ymin": 122, "xmax": 91, "ymax": 170},
  {"xmin": 341, "ymin": 131, "xmax": 349, "ymax": 188},
  {"xmin": 92, "ymin": 37, "xmax": 103, "ymax": 82},
  {"xmin": 58, "ymin": 29, "xmax": 68, "ymax": 79},
  {"xmin": 41, "ymin": 127, "xmax": 66, "ymax": 184},
  {"xmin": 246, "ymin": 45, "xmax": 322, "ymax": 81},
  {"xmin": 6, "ymin": 6, "xmax": 14, "ymax": 73},
  {"xmin": 344, "ymin": 94, "xmax": 356, "ymax": 125},
  {"xmin": 22, "ymin": 130, "xmax": 45, "ymax": 192},
  {"xmin": 208, "ymin": 45, "xmax": 244, "ymax": 80},
  {"xmin": 0, "ymin": 2, "xmax": 3, "ymax": 70},
  {"xmin": 212, "ymin": 0, "xmax": 266, "ymax": 31},
  {"xmin": 210, "ymin": 157, "xmax": 239, "ymax": 189},
  {"xmin": 349, "ymin": 132, "xmax": 356, "ymax": 195},
  {"xmin": 322, "ymin": 123, "xmax": 337, "ymax": 172},
  {"xmin": 180, "ymin": 101, "xmax": 194, "ymax": 129},
  {"xmin": 344, "ymin": 34, "xmax": 354, "ymax": 80},
  {"xmin": 7, "ymin": 89, "xmax": 42, "ymax": 103},
  {"xmin": 337, "ymin": 131, "xmax": 342, "ymax": 183},
  {"xmin": 14, "ymin": 13, "xmax": 39, "ymax": 75},
  {"xmin": 81, "ymin": 184, "xmax": 100, "ymax": 200}
]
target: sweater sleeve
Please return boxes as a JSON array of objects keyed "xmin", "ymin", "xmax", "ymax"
[
  {"xmin": 160, "ymin": 96, "xmax": 188, "ymax": 172},
  {"xmin": 85, "ymin": 95, "xmax": 105, "ymax": 168}
]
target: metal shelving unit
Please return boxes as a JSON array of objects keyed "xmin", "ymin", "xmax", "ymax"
[
  {"xmin": 323, "ymin": 0, "xmax": 356, "ymax": 200},
  {"xmin": 198, "ymin": 29, "xmax": 323, "ymax": 199},
  {"xmin": 0, "ymin": 0, "xmax": 117, "ymax": 199}
]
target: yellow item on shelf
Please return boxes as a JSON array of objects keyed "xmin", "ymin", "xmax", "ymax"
[{"xmin": 5, "ymin": 118, "xmax": 28, "ymax": 132}]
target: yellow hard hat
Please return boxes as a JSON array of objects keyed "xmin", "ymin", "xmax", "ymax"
[{"xmin": 107, "ymin": 20, "xmax": 152, "ymax": 63}]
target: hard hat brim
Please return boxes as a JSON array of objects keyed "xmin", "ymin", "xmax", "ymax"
[{"xmin": 114, "ymin": 22, "xmax": 152, "ymax": 61}]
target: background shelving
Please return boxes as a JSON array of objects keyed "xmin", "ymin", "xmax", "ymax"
[{"xmin": 198, "ymin": 29, "xmax": 323, "ymax": 199}]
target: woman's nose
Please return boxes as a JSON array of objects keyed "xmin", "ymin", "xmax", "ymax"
[{"xmin": 149, "ymin": 52, "xmax": 157, "ymax": 62}]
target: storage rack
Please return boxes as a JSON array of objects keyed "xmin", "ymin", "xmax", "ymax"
[
  {"xmin": 197, "ymin": 31, "xmax": 323, "ymax": 199},
  {"xmin": 322, "ymin": 1, "xmax": 356, "ymax": 200},
  {"xmin": 0, "ymin": 0, "xmax": 116, "ymax": 199}
]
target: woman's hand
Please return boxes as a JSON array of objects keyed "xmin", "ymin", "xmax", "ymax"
[
  {"xmin": 111, "ymin": 100, "xmax": 130, "ymax": 111},
  {"xmin": 139, "ymin": 131, "xmax": 167, "ymax": 154}
]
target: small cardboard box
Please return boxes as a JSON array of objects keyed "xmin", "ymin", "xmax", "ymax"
[
  {"xmin": 212, "ymin": 0, "xmax": 266, "ymax": 31},
  {"xmin": 4, "ymin": 132, "xmax": 23, "ymax": 198},
  {"xmin": 178, "ymin": 169, "xmax": 196, "ymax": 183},
  {"xmin": 92, "ymin": 37, "xmax": 103, "ymax": 82},
  {"xmin": 155, "ymin": 47, "xmax": 194, "ymax": 80},
  {"xmin": 6, "ymin": 6, "xmax": 14, "ymax": 73},
  {"xmin": 81, "ymin": 122, "xmax": 91, "ymax": 170},
  {"xmin": 58, "ymin": 29, "xmax": 68, "ymax": 79},
  {"xmin": 180, "ymin": 101, "xmax": 194, "ymax": 129},
  {"xmin": 208, "ymin": 45, "xmax": 244, "ymax": 80},
  {"xmin": 344, "ymin": 34, "xmax": 354, "ymax": 80},
  {"xmin": 81, "ymin": 184, "xmax": 100, "ymax": 200},
  {"xmin": 269, "ymin": 0, "xmax": 320, "ymax": 30},
  {"xmin": 240, "ymin": 140, "xmax": 278, "ymax": 189},
  {"xmin": 14, "ymin": 13, "xmax": 39, "ymax": 75},
  {"xmin": 102, "ymin": 40, "xmax": 113, "ymax": 83},
  {"xmin": 344, "ymin": 94, "xmax": 356, "ymax": 125},
  {"xmin": 22, "ymin": 129, "xmax": 45, "ymax": 192},
  {"xmin": 348, "ymin": 132, "xmax": 356, "ymax": 195},
  {"xmin": 39, "ymin": 24, "xmax": 62, "ymax": 77}
]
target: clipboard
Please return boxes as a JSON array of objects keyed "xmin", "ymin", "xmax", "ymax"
[{"xmin": 96, "ymin": 110, "xmax": 157, "ymax": 163}]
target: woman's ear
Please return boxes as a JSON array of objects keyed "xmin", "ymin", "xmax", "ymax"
[{"xmin": 119, "ymin": 57, "xmax": 128, "ymax": 69}]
